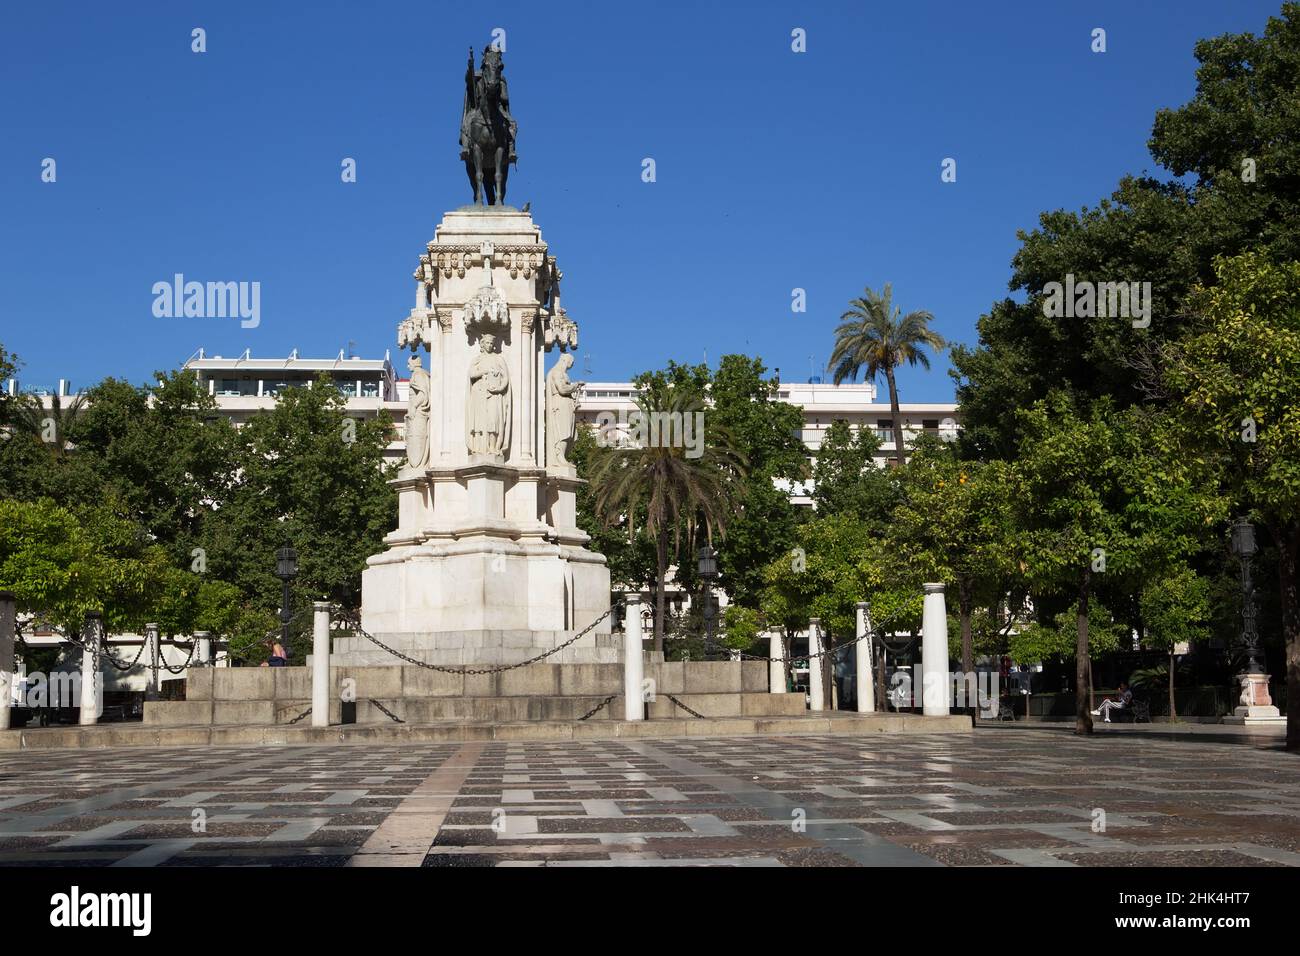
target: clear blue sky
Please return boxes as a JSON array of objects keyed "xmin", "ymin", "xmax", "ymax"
[{"xmin": 0, "ymin": 0, "xmax": 1284, "ymax": 401}]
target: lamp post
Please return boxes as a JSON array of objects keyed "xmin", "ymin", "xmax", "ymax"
[
  {"xmin": 1228, "ymin": 518, "xmax": 1264, "ymax": 674},
  {"xmin": 274, "ymin": 545, "xmax": 298, "ymax": 658},
  {"xmin": 697, "ymin": 546, "xmax": 718, "ymax": 656}
]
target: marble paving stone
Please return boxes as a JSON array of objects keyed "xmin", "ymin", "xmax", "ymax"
[{"xmin": 0, "ymin": 728, "xmax": 1297, "ymax": 867}]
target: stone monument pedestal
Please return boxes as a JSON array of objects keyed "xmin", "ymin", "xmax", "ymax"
[
  {"xmin": 1222, "ymin": 672, "xmax": 1285, "ymax": 726},
  {"xmin": 344, "ymin": 206, "xmax": 613, "ymax": 668}
]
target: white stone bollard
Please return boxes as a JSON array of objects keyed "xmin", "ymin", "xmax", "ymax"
[
  {"xmin": 921, "ymin": 583, "xmax": 951, "ymax": 716},
  {"xmin": 312, "ymin": 602, "xmax": 331, "ymax": 728},
  {"xmin": 0, "ymin": 591, "xmax": 15, "ymax": 731},
  {"xmin": 856, "ymin": 602, "xmax": 875, "ymax": 714},
  {"xmin": 79, "ymin": 613, "xmax": 101, "ymax": 726},
  {"xmin": 194, "ymin": 631, "xmax": 211, "ymax": 666},
  {"xmin": 807, "ymin": 618, "xmax": 824, "ymax": 712},
  {"xmin": 623, "ymin": 595, "xmax": 645, "ymax": 721},
  {"xmin": 768, "ymin": 631, "xmax": 786, "ymax": 694},
  {"xmin": 144, "ymin": 622, "xmax": 160, "ymax": 701}
]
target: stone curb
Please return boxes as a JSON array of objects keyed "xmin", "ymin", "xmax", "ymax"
[{"xmin": 0, "ymin": 714, "xmax": 972, "ymax": 750}]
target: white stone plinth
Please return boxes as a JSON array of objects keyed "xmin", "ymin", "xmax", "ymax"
[
  {"xmin": 768, "ymin": 631, "xmax": 785, "ymax": 694},
  {"xmin": 623, "ymin": 596, "xmax": 645, "ymax": 721},
  {"xmin": 312, "ymin": 603, "xmax": 330, "ymax": 728},
  {"xmin": 921, "ymin": 583, "xmax": 950, "ymax": 716},
  {"xmin": 808, "ymin": 618, "xmax": 824, "ymax": 712},
  {"xmin": 79, "ymin": 616, "xmax": 99, "ymax": 725},
  {"xmin": 856, "ymin": 602, "xmax": 875, "ymax": 714}
]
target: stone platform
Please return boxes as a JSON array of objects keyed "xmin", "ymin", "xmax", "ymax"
[
  {"xmin": 116, "ymin": 661, "xmax": 974, "ymax": 748},
  {"xmin": 2, "ymin": 712, "xmax": 971, "ymax": 750}
]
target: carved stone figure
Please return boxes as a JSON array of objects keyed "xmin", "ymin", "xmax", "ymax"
[
  {"xmin": 546, "ymin": 353, "xmax": 583, "ymax": 468},
  {"xmin": 466, "ymin": 332, "xmax": 511, "ymax": 458},
  {"xmin": 459, "ymin": 46, "xmax": 517, "ymax": 206},
  {"xmin": 405, "ymin": 352, "xmax": 431, "ymax": 470}
]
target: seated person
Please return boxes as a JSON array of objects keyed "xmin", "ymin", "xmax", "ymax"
[{"xmin": 1091, "ymin": 681, "xmax": 1133, "ymax": 722}]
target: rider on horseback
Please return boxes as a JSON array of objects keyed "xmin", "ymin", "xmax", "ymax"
[{"xmin": 459, "ymin": 46, "xmax": 517, "ymax": 165}]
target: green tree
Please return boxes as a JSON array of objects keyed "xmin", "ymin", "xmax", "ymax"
[
  {"xmin": 952, "ymin": 5, "xmax": 1300, "ymax": 459},
  {"xmin": 761, "ymin": 513, "xmax": 922, "ymax": 708},
  {"xmin": 0, "ymin": 343, "xmax": 18, "ymax": 426},
  {"xmin": 829, "ymin": 283, "xmax": 945, "ymax": 466},
  {"xmin": 203, "ymin": 375, "xmax": 396, "ymax": 616},
  {"xmin": 1162, "ymin": 253, "xmax": 1300, "ymax": 748},
  {"xmin": 707, "ymin": 355, "xmax": 808, "ymax": 610},
  {"xmin": 1014, "ymin": 395, "xmax": 1216, "ymax": 734},
  {"xmin": 810, "ymin": 420, "xmax": 900, "ymax": 526},
  {"xmin": 69, "ymin": 372, "xmax": 236, "ymax": 563},
  {"xmin": 0, "ymin": 498, "xmax": 174, "ymax": 636},
  {"xmin": 891, "ymin": 448, "xmax": 1019, "ymax": 677},
  {"xmin": 1139, "ymin": 565, "xmax": 1211, "ymax": 720},
  {"xmin": 587, "ymin": 381, "xmax": 747, "ymax": 653},
  {"xmin": 572, "ymin": 424, "xmax": 657, "ymax": 592}
]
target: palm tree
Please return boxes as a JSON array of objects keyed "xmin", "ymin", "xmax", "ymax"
[
  {"xmin": 828, "ymin": 283, "xmax": 945, "ymax": 466},
  {"xmin": 13, "ymin": 390, "xmax": 85, "ymax": 460},
  {"xmin": 586, "ymin": 386, "xmax": 748, "ymax": 653}
]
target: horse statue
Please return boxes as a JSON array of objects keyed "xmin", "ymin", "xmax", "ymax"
[{"xmin": 459, "ymin": 46, "xmax": 517, "ymax": 206}]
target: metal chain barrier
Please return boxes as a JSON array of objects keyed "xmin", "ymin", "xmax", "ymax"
[
  {"xmin": 693, "ymin": 605, "xmax": 910, "ymax": 666},
  {"xmin": 335, "ymin": 600, "xmax": 623, "ymax": 676},
  {"xmin": 286, "ymin": 706, "xmax": 313, "ymax": 725},
  {"xmin": 578, "ymin": 694, "xmax": 617, "ymax": 720},
  {"xmin": 663, "ymin": 693, "xmax": 705, "ymax": 719},
  {"xmin": 368, "ymin": 699, "xmax": 405, "ymax": 723},
  {"xmin": 159, "ymin": 638, "xmax": 199, "ymax": 674},
  {"xmin": 102, "ymin": 639, "xmax": 149, "ymax": 672}
]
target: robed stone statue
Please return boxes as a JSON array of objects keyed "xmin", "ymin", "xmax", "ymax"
[
  {"xmin": 466, "ymin": 332, "xmax": 511, "ymax": 458},
  {"xmin": 405, "ymin": 352, "xmax": 431, "ymax": 470},
  {"xmin": 546, "ymin": 353, "xmax": 584, "ymax": 468}
]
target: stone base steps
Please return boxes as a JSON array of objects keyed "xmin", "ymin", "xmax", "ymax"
[
  {"xmin": 0, "ymin": 712, "xmax": 973, "ymax": 750},
  {"xmin": 327, "ymin": 630, "xmax": 624, "ymax": 666},
  {"xmin": 146, "ymin": 691, "xmax": 807, "ymax": 727}
]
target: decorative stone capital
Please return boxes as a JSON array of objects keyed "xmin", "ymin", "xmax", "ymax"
[
  {"xmin": 545, "ymin": 308, "xmax": 578, "ymax": 352},
  {"xmin": 464, "ymin": 285, "xmax": 509, "ymax": 335}
]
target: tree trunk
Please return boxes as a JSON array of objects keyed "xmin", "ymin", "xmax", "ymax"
[
  {"xmin": 875, "ymin": 642, "xmax": 887, "ymax": 711},
  {"xmin": 653, "ymin": 528, "xmax": 668, "ymax": 655},
  {"xmin": 884, "ymin": 365, "xmax": 906, "ymax": 467},
  {"xmin": 959, "ymin": 580, "xmax": 975, "ymax": 716},
  {"xmin": 1168, "ymin": 645, "xmax": 1177, "ymax": 721},
  {"xmin": 1076, "ymin": 566, "xmax": 1094, "ymax": 735},
  {"xmin": 822, "ymin": 636, "xmax": 835, "ymax": 711},
  {"xmin": 1277, "ymin": 520, "xmax": 1300, "ymax": 752},
  {"xmin": 783, "ymin": 627, "xmax": 795, "ymax": 691}
]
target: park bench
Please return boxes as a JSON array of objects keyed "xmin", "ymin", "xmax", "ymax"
[{"xmin": 1111, "ymin": 698, "xmax": 1151, "ymax": 723}]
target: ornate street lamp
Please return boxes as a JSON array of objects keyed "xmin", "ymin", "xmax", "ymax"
[
  {"xmin": 697, "ymin": 546, "xmax": 719, "ymax": 654},
  {"xmin": 1228, "ymin": 519, "xmax": 1264, "ymax": 674},
  {"xmin": 274, "ymin": 545, "xmax": 298, "ymax": 658}
]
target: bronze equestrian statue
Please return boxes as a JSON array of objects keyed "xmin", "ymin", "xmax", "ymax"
[{"xmin": 459, "ymin": 46, "xmax": 518, "ymax": 206}]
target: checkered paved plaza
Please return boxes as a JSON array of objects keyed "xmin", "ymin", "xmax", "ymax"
[{"xmin": 0, "ymin": 727, "xmax": 1296, "ymax": 867}]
